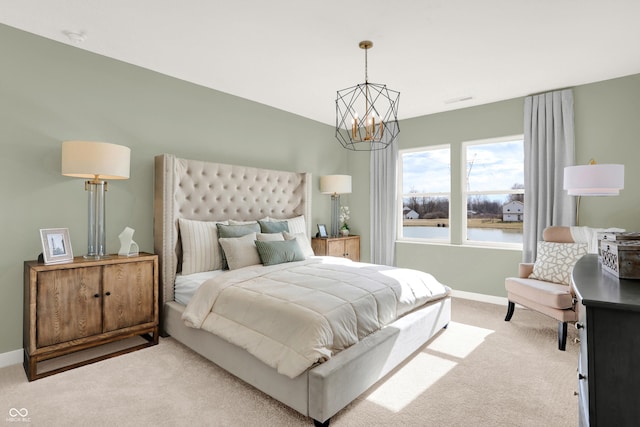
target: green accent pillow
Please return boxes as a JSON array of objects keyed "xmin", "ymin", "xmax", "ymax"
[
  {"xmin": 216, "ymin": 223, "xmax": 261, "ymax": 237},
  {"xmin": 216, "ymin": 223, "xmax": 261, "ymax": 269},
  {"xmin": 255, "ymin": 239, "xmax": 305, "ymax": 266},
  {"xmin": 258, "ymin": 220, "xmax": 290, "ymax": 234}
]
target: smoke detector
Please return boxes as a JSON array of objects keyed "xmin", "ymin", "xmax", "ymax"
[{"xmin": 63, "ymin": 30, "xmax": 87, "ymax": 44}]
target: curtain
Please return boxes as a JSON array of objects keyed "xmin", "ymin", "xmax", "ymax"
[
  {"xmin": 523, "ymin": 89, "xmax": 576, "ymax": 262},
  {"xmin": 370, "ymin": 124, "xmax": 399, "ymax": 266}
]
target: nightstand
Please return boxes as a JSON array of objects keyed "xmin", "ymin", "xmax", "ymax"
[
  {"xmin": 311, "ymin": 235, "xmax": 360, "ymax": 262},
  {"xmin": 23, "ymin": 253, "xmax": 159, "ymax": 381}
]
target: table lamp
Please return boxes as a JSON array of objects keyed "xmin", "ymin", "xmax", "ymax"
[
  {"xmin": 62, "ymin": 141, "xmax": 131, "ymax": 258},
  {"xmin": 320, "ymin": 175, "xmax": 352, "ymax": 237}
]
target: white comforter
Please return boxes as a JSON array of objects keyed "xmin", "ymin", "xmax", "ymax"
[{"xmin": 182, "ymin": 257, "xmax": 450, "ymax": 378}]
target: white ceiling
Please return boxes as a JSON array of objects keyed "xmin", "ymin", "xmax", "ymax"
[{"xmin": 2, "ymin": 0, "xmax": 640, "ymax": 125}]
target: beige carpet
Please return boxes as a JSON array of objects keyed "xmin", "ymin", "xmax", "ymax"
[{"xmin": 0, "ymin": 298, "xmax": 579, "ymax": 426}]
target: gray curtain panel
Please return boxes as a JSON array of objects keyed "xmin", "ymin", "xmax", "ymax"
[
  {"xmin": 523, "ymin": 89, "xmax": 576, "ymax": 262},
  {"xmin": 370, "ymin": 124, "xmax": 399, "ymax": 266}
]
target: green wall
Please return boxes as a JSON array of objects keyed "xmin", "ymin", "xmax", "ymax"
[
  {"xmin": 0, "ymin": 24, "xmax": 341, "ymax": 355},
  {"xmin": 1, "ymin": 22, "xmax": 639, "ymax": 357},
  {"xmin": 357, "ymin": 77, "xmax": 640, "ymax": 298}
]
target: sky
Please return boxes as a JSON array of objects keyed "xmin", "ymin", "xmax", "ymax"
[{"xmin": 402, "ymin": 139, "xmax": 524, "ymax": 195}]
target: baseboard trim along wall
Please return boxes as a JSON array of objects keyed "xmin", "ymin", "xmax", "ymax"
[
  {"xmin": 450, "ymin": 289, "xmax": 508, "ymax": 306},
  {"xmin": 0, "ymin": 349, "xmax": 22, "ymax": 369}
]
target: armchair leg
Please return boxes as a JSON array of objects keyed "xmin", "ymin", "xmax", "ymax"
[
  {"xmin": 558, "ymin": 322, "xmax": 568, "ymax": 351},
  {"xmin": 505, "ymin": 301, "xmax": 515, "ymax": 321}
]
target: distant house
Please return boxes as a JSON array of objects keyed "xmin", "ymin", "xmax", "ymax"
[
  {"xmin": 405, "ymin": 209, "xmax": 420, "ymax": 219},
  {"xmin": 503, "ymin": 201, "xmax": 524, "ymax": 222}
]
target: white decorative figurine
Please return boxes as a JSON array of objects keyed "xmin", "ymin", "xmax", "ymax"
[{"xmin": 118, "ymin": 226, "xmax": 139, "ymax": 257}]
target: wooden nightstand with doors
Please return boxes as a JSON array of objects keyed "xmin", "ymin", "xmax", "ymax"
[
  {"xmin": 23, "ymin": 253, "xmax": 159, "ymax": 381},
  {"xmin": 311, "ymin": 235, "xmax": 360, "ymax": 262}
]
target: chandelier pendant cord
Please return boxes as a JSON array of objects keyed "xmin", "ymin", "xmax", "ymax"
[{"xmin": 364, "ymin": 45, "xmax": 372, "ymax": 140}]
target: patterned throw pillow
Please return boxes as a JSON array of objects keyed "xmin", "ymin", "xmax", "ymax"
[
  {"xmin": 255, "ymin": 239, "xmax": 305, "ymax": 266},
  {"xmin": 529, "ymin": 241, "xmax": 588, "ymax": 285}
]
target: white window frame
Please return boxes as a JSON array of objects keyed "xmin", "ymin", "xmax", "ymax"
[
  {"xmin": 397, "ymin": 136, "xmax": 524, "ymax": 249},
  {"xmin": 397, "ymin": 144, "xmax": 451, "ymax": 243},
  {"xmin": 461, "ymin": 135, "xmax": 524, "ymax": 249}
]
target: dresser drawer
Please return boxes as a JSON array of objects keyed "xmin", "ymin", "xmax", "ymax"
[{"xmin": 576, "ymin": 308, "xmax": 589, "ymax": 427}]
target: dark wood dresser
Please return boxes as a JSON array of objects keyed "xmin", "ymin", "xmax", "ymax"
[{"xmin": 572, "ymin": 254, "xmax": 640, "ymax": 427}]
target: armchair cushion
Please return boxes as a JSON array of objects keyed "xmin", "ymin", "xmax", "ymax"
[
  {"xmin": 506, "ymin": 277, "xmax": 575, "ymax": 310},
  {"xmin": 529, "ymin": 241, "xmax": 588, "ymax": 286}
]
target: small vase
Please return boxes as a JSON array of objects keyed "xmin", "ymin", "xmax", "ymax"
[{"xmin": 340, "ymin": 229, "xmax": 349, "ymax": 236}]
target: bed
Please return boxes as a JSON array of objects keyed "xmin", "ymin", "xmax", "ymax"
[{"xmin": 153, "ymin": 153, "xmax": 451, "ymax": 426}]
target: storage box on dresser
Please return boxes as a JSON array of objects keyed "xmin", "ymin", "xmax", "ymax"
[
  {"xmin": 572, "ymin": 254, "xmax": 640, "ymax": 427},
  {"xmin": 23, "ymin": 253, "xmax": 159, "ymax": 381},
  {"xmin": 311, "ymin": 235, "xmax": 360, "ymax": 262},
  {"xmin": 599, "ymin": 231, "xmax": 640, "ymax": 279}
]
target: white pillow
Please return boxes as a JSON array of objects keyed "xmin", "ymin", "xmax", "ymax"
[
  {"xmin": 218, "ymin": 232, "xmax": 261, "ymax": 270},
  {"xmin": 257, "ymin": 232, "xmax": 285, "ymax": 242},
  {"xmin": 284, "ymin": 215, "xmax": 307, "ymax": 235},
  {"xmin": 529, "ymin": 241, "xmax": 588, "ymax": 285},
  {"xmin": 228, "ymin": 219, "xmax": 258, "ymax": 225},
  {"xmin": 227, "ymin": 217, "xmax": 269, "ymax": 225},
  {"xmin": 284, "ymin": 231, "xmax": 315, "ymax": 258},
  {"xmin": 178, "ymin": 218, "xmax": 228, "ymax": 275}
]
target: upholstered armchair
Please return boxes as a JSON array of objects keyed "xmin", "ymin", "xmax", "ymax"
[{"xmin": 504, "ymin": 226, "xmax": 588, "ymax": 351}]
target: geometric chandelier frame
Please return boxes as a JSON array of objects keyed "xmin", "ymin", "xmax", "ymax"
[{"xmin": 335, "ymin": 41, "xmax": 400, "ymax": 151}]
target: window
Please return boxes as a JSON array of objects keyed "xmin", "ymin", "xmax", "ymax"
[
  {"xmin": 399, "ymin": 145, "xmax": 450, "ymax": 242},
  {"xmin": 398, "ymin": 135, "xmax": 524, "ymax": 247},
  {"xmin": 463, "ymin": 136, "xmax": 524, "ymax": 246}
]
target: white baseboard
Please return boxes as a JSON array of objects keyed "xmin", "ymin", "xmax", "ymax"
[
  {"xmin": 450, "ymin": 289, "xmax": 509, "ymax": 306},
  {"xmin": 0, "ymin": 348, "xmax": 22, "ymax": 369}
]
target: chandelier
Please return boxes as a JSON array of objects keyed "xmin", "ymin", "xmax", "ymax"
[{"xmin": 335, "ymin": 40, "xmax": 400, "ymax": 151}]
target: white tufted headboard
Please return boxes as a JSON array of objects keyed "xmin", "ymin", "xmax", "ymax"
[{"xmin": 153, "ymin": 154, "xmax": 312, "ymax": 304}]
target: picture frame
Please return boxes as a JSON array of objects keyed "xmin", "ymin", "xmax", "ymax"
[
  {"xmin": 317, "ymin": 224, "xmax": 328, "ymax": 238},
  {"xmin": 40, "ymin": 228, "xmax": 74, "ymax": 264}
]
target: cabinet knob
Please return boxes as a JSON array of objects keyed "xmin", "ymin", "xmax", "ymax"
[
  {"xmin": 94, "ymin": 293, "xmax": 100, "ymax": 298},
  {"xmin": 578, "ymin": 373, "xmax": 586, "ymax": 381},
  {"xmin": 575, "ymin": 322, "xmax": 584, "ymax": 330},
  {"xmin": 105, "ymin": 291, "xmax": 111, "ymax": 296}
]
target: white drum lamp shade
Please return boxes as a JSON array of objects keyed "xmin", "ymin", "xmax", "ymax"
[
  {"xmin": 62, "ymin": 141, "xmax": 131, "ymax": 259},
  {"xmin": 320, "ymin": 175, "xmax": 352, "ymax": 237},
  {"xmin": 62, "ymin": 141, "xmax": 130, "ymax": 180},
  {"xmin": 320, "ymin": 175, "xmax": 352, "ymax": 195},
  {"xmin": 564, "ymin": 164, "xmax": 624, "ymax": 196}
]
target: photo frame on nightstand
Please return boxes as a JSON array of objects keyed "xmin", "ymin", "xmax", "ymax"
[
  {"xmin": 317, "ymin": 224, "xmax": 328, "ymax": 238},
  {"xmin": 40, "ymin": 228, "xmax": 73, "ymax": 264}
]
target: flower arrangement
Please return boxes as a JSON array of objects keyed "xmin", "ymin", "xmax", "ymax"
[{"xmin": 339, "ymin": 206, "xmax": 350, "ymax": 230}]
